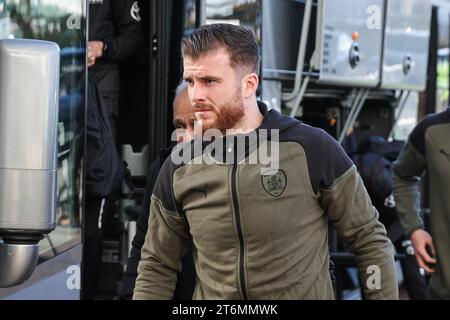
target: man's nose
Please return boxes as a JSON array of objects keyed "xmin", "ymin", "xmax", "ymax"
[{"xmin": 190, "ymin": 83, "xmax": 206, "ymax": 103}]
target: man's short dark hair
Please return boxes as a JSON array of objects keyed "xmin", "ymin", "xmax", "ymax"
[{"xmin": 181, "ymin": 23, "xmax": 260, "ymax": 76}]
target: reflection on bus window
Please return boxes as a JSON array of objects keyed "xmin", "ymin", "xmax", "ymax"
[
  {"xmin": 184, "ymin": 0, "xmax": 196, "ymax": 33},
  {"xmin": 205, "ymin": 0, "xmax": 261, "ymax": 44},
  {"xmin": 437, "ymin": 47, "xmax": 449, "ymax": 113}
]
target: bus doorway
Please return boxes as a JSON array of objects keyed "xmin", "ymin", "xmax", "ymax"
[{"xmin": 88, "ymin": 0, "xmax": 198, "ymax": 300}]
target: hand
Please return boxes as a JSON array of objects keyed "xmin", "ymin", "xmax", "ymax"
[
  {"xmin": 410, "ymin": 228, "xmax": 437, "ymax": 273},
  {"xmin": 87, "ymin": 41, "xmax": 104, "ymax": 67}
]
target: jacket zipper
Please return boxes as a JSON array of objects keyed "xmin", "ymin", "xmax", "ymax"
[{"xmin": 231, "ymin": 164, "xmax": 248, "ymax": 300}]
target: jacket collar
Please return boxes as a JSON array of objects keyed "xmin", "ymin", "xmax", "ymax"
[{"xmin": 257, "ymin": 101, "xmax": 300, "ymax": 132}]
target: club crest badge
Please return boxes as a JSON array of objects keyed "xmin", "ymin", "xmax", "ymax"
[{"xmin": 261, "ymin": 169, "xmax": 287, "ymax": 197}]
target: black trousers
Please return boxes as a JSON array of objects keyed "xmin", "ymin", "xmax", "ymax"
[
  {"xmin": 395, "ymin": 238, "xmax": 429, "ymax": 300},
  {"xmin": 82, "ymin": 196, "xmax": 103, "ymax": 300}
]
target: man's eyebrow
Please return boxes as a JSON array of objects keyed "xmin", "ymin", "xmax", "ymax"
[
  {"xmin": 183, "ymin": 75, "xmax": 221, "ymax": 82},
  {"xmin": 199, "ymin": 75, "xmax": 221, "ymax": 81}
]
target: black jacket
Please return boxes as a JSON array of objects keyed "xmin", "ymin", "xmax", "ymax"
[{"xmin": 88, "ymin": 0, "xmax": 144, "ymax": 70}]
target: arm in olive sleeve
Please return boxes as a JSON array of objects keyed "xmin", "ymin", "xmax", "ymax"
[
  {"xmin": 392, "ymin": 141, "xmax": 427, "ymax": 236},
  {"xmin": 322, "ymin": 166, "xmax": 398, "ymax": 299}
]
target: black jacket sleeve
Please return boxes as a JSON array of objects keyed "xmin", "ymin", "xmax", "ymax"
[{"xmin": 104, "ymin": 0, "xmax": 144, "ymax": 62}]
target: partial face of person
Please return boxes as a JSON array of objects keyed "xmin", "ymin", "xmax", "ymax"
[
  {"xmin": 183, "ymin": 47, "xmax": 245, "ymax": 134},
  {"xmin": 173, "ymin": 90, "xmax": 196, "ymax": 143}
]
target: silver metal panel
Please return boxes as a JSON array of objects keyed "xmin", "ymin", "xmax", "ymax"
[
  {"xmin": 0, "ymin": 243, "xmax": 39, "ymax": 287},
  {"xmin": 317, "ymin": 0, "xmax": 384, "ymax": 87},
  {"xmin": 122, "ymin": 144, "xmax": 149, "ymax": 177},
  {"xmin": 380, "ymin": 0, "xmax": 432, "ymax": 91},
  {"xmin": 0, "ymin": 168, "xmax": 56, "ymax": 231},
  {"xmin": 0, "ymin": 39, "xmax": 59, "ymax": 170}
]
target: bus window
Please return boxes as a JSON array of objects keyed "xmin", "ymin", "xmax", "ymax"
[{"xmin": 204, "ymin": 0, "xmax": 261, "ymax": 44}]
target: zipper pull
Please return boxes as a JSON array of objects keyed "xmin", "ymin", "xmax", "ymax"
[{"xmin": 227, "ymin": 141, "xmax": 233, "ymax": 153}]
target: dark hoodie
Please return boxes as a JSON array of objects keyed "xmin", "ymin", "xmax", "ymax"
[{"xmin": 88, "ymin": 0, "xmax": 144, "ymax": 70}]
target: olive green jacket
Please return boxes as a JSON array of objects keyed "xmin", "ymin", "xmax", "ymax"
[
  {"xmin": 134, "ymin": 102, "xmax": 398, "ymax": 300},
  {"xmin": 393, "ymin": 107, "xmax": 450, "ymax": 298}
]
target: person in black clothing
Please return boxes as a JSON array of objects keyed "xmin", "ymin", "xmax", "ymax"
[
  {"xmin": 83, "ymin": 0, "xmax": 144, "ymax": 300},
  {"xmin": 88, "ymin": 0, "xmax": 144, "ymax": 126},
  {"xmin": 119, "ymin": 82, "xmax": 196, "ymax": 300}
]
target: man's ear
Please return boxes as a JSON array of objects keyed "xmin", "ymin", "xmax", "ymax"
[{"xmin": 242, "ymin": 73, "xmax": 259, "ymax": 98}]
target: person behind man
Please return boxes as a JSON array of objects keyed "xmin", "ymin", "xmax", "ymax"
[
  {"xmin": 393, "ymin": 107, "xmax": 450, "ymax": 300},
  {"xmin": 84, "ymin": 0, "xmax": 144, "ymax": 300},
  {"xmin": 133, "ymin": 23, "xmax": 398, "ymax": 300},
  {"xmin": 119, "ymin": 82, "xmax": 196, "ymax": 299}
]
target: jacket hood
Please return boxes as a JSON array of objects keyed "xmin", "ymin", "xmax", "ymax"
[{"xmin": 257, "ymin": 101, "xmax": 301, "ymax": 133}]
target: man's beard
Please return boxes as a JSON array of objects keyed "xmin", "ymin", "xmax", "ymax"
[{"xmin": 193, "ymin": 91, "xmax": 245, "ymax": 135}]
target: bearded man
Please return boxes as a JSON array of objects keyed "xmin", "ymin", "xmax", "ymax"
[{"xmin": 133, "ymin": 23, "xmax": 398, "ymax": 300}]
